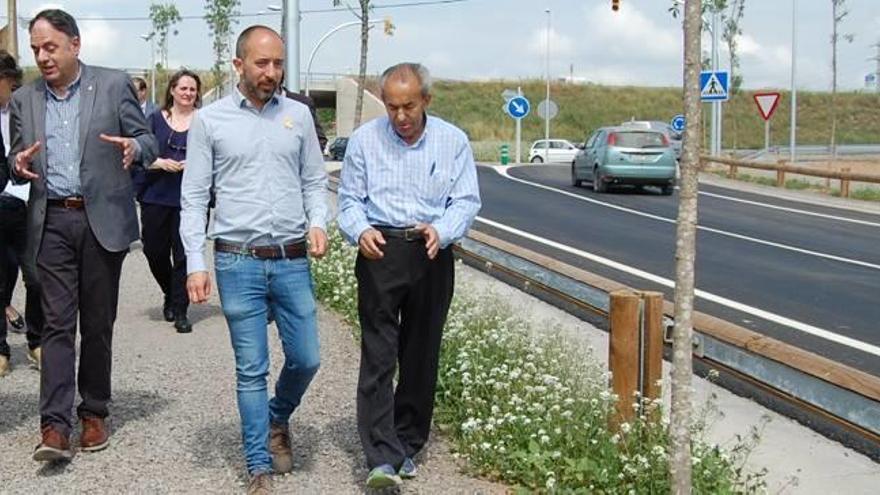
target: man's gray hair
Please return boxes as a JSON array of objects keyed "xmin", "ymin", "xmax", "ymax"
[{"xmin": 379, "ymin": 63, "xmax": 432, "ymax": 97}]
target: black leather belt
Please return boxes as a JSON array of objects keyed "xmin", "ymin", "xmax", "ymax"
[
  {"xmin": 214, "ymin": 239, "xmax": 307, "ymax": 259},
  {"xmin": 375, "ymin": 226, "xmax": 423, "ymax": 242},
  {"xmin": 47, "ymin": 196, "xmax": 85, "ymax": 209}
]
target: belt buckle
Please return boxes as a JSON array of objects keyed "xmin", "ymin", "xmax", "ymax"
[
  {"xmin": 404, "ymin": 228, "xmax": 420, "ymax": 242},
  {"xmin": 63, "ymin": 197, "xmax": 81, "ymax": 208}
]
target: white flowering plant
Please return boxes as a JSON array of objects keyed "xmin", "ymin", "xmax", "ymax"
[{"xmin": 312, "ymin": 226, "xmax": 766, "ymax": 493}]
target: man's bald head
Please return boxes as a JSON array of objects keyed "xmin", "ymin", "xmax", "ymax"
[{"xmin": 235, "ymin": 25, "xmax": 283, "ymax": 60}]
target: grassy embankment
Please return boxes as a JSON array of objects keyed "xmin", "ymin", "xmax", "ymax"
[{"xmin": 425, "ymin": 79, "xmax": 880, "ymax": 162}]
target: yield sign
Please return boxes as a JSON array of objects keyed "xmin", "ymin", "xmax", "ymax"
[{"xmin": 753, "ymin": 92, "xmax": 781, "ymax": 121}]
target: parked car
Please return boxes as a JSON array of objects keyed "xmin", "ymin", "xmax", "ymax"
[
  {"xmin": 528, "ymin": 139, "xmax": 580, "ymax": 164},
  {"xmin": 326, "ymin": 137, "xmax": 348, "ymax": 161},
  {"xmin": 571, "ymin": 127, "xmax": 677, "ymax": 195},
  {"xmin": 620, "ymin": 120, "xmax": 682, "ymax": 159}
]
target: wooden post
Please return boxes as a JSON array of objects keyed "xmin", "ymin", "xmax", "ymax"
[
  {"xmin": 728, "ymin": 164, "xmax": 737, "ymax": 179},
  {"xmin": 609, "ymin": 290, "xmax": 665, "ymax": 426},
  {"xmin": 776, "ymin": 169, "xmax": 785, "ymax": 187},
  {"xmin": 842, "ymin": 167, "xmax": 851, "ymax": 198},
  {"xmin": 609, "ymin": 290, "xmax": 640, "ymax": 426},
  {"xmin": 641, "ymin": 291, "xmax": 664, "ymax": 405}
]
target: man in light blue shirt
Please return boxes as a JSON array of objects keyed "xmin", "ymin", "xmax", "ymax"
[
  {"xmin": 180, "ymin": 25, "xmax": 328, "ymax": 494},
  {"xmin": 337, "ymin": 62, "xmax": 481, "ymax": 489}
]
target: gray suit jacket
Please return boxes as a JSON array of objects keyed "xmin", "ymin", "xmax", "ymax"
[{"xmin": 7, "ymin": 64, "xmax": 159, "ymax": 266}]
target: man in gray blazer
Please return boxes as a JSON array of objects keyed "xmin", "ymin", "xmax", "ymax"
[{"xmin": 8, "ymin": 9, "xmax": 158, "ymax": 462}]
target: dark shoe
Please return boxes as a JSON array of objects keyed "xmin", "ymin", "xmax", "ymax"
[
  {"xmin": 33, "ymin": 425, "xmax": 73, "ymax": 462},
  {"xmin": 174, "ymin": 315, "xmax": 192, "ymax": 334},
  {"xmin": 80, "ymin": 415, "xmax": 109, "ymax": 452},
  {"xmin": 247, "ymin": 471, "xmax": 273, "ymax": 495},
  {"xmin": 269, "ymin": 422, "xmax": 294, "ymax": 474},
  {"xmin": 162, "ymin": 299, "xmax": 175, "ymax": 322},
  {"xmin": 6, "ymin": 306, "xmax": 24, "ymax": 331}
]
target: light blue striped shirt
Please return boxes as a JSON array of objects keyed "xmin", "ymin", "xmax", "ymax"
[
  {"xmin": 337, "ymin": 115, "xmax": 481, "ymax": 248},
  {"xmin": 45, "ymin": 74, "xmax": 82, "ymax": 198},
  {"xmin": 180, "ymin": 87, "xmax": 329, "ymax": 274}
]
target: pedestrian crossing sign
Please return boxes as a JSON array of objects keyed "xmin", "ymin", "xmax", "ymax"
[{"xmin": 700, "ymin": 71, "xmax": 729, "ymax": 101}]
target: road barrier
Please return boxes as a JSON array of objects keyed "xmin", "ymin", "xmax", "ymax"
[{"xmin": 701, "ymin": 155, "xmax": 880, "ymax": 198}]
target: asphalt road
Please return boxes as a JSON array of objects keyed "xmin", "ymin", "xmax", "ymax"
[{"xmin": 472, "ymin": 164, "xmax": 880, "ymax": 376}]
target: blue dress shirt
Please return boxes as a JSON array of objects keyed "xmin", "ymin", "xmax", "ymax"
[
  {"xmin": 180, "ymin": 88, "xmax": 329, "ymax": 274},
  {"xmin": 337, "ymin": 115, "xmax": 481, "ymax": 248}
]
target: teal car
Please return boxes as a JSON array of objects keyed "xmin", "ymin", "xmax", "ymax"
[{"xmin": 571, "ymin": 127, "xmax": 677, "ymax": 195}]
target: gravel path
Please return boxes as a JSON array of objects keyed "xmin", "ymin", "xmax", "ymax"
[{"xmin": 0, "ymin": 246, "xmax": 506, "ymax": 494}]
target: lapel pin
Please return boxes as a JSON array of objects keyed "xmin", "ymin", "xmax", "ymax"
[{"xmin": 283, "ymin": 117, "xmax": 293, "ymax": 129}]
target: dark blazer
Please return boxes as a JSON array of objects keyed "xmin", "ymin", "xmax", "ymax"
[
  {"xmin": 7, "ymin": 63, "xmax": 159, "ymax": 267},
  {"xmin": 284, "ymin": 89, "xmax": 327, "ymax": 151}
]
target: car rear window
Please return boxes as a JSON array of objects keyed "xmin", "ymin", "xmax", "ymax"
[{"xmin": 613, "ymin": 131, "xmax": 667, "ymax": 149}]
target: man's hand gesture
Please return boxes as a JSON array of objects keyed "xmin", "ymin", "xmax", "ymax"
[
  {"xmin": 414, "ymin": 223, "xmax": 440, "ymax": 260},
  {"xmin": 14, "ymin": 142, "xmax": 42, "ymax": 180},
  {"xmin": 99, "ymin": 134, "xmax": 137, "ymax": 169},
  {"xmin": 308, "ymin": 227, "xmax": 328, "ymax": 259},
  {"xmin": 187, "ymin": 271, "xmax": 212, "ymax": 304}
]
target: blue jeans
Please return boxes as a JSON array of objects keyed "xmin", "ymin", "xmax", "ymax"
[{"xmin": 214, "ymin": 252, "xmax": 321, "ymax": 475}]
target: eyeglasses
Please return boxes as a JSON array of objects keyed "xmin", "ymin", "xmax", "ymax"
[{"xmin": 166, "ymin": 130, "xmax": 187, "ymax": 154}]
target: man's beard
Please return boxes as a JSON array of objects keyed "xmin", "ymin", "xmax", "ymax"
[{"xmin": 242, "ymin": 78, "xmax": 277, "ymax": 103}]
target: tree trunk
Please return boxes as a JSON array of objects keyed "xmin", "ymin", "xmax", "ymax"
[
  {"xmin": 830, "ymin": 1, "xmax": 839, "ymax": 160},
  {"xmin": 670, "ymin": 0, "xmax": 702, "ymax": 493},
  {"xmin": 354, "ymin": 1, "xmax": 369, "ymax": 129}
]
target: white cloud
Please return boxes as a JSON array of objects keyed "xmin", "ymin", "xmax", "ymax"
[
  {"xmin": 77, "ymin": 19, "xmax": 122, "ymax": 65},
  {"xmin": 526, "ymin": 28, "xmax": 575, "ymax": 59},
  {"xmin": 584, "ymin": 2, "xmax": 680, "ymax": 59}
]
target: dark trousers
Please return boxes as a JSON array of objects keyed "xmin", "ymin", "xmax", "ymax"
[
  {"xmin": 140, "ymin": 203, "xmax": 188, "ymax": 315},
  {"xmin": 0, "ymin": 195, "xmax": 43, "ymax": 355},
  {"xmin": 355, "ymin": 240, "xmax": 454, "ymax": 470},
  {"xmin": 38, "ymin": 206, "xmax": 126, "ymax": 436}
]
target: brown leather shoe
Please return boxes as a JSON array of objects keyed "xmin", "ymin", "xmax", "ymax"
[
  {"xmin": 269, "ymin": 422, "xmax": 294, "ymax": 473},
  {"xmin": 33, "ymin": 425, "xmax": 73, "ymax": 462},
  {"xmin": 247, "ymin": 472, "xmax": 273, "ymax": 495},
  {"xmin": 80, "ymin": 416, "xmax": 109, "ymax": 452}
]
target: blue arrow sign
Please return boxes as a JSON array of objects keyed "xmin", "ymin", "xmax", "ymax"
[
  {"xmin": 670, "ymin": 114, "xmax": 686, "ymax": 133},
  {"xmin": 506, "ymin": 96, "xmax": 530, "ymax": 119},
  {"xmin": 700, "ymin": 71, "xmax": 729, "ymax": 101}
]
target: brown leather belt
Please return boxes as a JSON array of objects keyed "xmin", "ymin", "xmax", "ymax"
[
  {"xmin": 214, "ymin": 239, "xmax": 307, "ymax": 259},
  {"xmin": 375, "ymin": 226, "xmax": 422, "ymax": 242},
  {"xmin": 47, "ymin": 196, "xmax": 85, "ymax": 209}
]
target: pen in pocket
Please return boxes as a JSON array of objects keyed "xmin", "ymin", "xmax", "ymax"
[{"xmin": 429, "ymin": 161, "xmax": 436, "ymax": 176}]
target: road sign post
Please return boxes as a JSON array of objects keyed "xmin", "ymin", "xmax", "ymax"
[
  {"xmin": 753, "ymin": 92, "xmax": 781, "ymax": 153},
  {"xmin": 504, "ymin": 91, "xmax": 530, "ymax": 165},
  {"xmin": 701, "ymin": 70, "xmax": 729, "ymax": 156},
  {"xmin": 670, "ymin": 114, "xmax": 686, "ymax": 134}
]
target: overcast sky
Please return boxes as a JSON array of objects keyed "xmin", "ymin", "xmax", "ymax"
[{"xmin": 11, "ymin": 0, "xmax": 880, "ymax": 91}]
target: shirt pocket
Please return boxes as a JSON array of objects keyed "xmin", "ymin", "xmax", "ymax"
[{"xmin": 422, "ymin": 162, "xmax": 455, "ymax": 201}]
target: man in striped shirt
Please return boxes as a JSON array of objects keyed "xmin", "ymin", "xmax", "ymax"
[{"xmin": 337, "ymin": 62, "xmax": 481, "ymax": 489}]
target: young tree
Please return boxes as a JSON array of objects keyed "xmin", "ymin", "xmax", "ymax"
[
  {"xmin": 204, "ymin": 0, "xmax": 240, "ymax": 96},
  {"xmin": 830, "ymin": 0, "xmax": 854, "ymax": 159},
  {"xmin": 670, "ymin": 0, "xmax": 703, "ymax": 492},
  {"xmin": 148, "ymin": 3, "xmax": 182, "ymax": 69},
  {"xmin": 332, "ymin": 1, "xmax": 372, "ymax": 128},
  {"xmin": 721, "ymin": 0, "xmax": 745, "ymax": 149}
]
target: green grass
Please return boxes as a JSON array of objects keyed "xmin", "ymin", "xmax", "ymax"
[
  {"xmin": 708, "ymin": 170, "xmax": 880, "ymax": 202},
  {"xmin": 311, "ymin": 226, "xmax": 767, "ymax": 493},
  {"xmin": 425, "ymin": 79, "xmax": 880, "ymax": 150}
]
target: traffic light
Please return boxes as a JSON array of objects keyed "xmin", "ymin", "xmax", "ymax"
[
  {"xmin": 612, "ymin": 0, "xmax": 620, "ymax": 11},
  {"xmin": 383, "ymin": 17, "xmax": 395, "ymax": 36}
]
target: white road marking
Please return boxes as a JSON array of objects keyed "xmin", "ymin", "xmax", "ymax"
[
  {"xmin": 494, "ymin": 166, "xmax": 880, "ymax": 271},
  {"xmin": 475, "ymin": 215, "xmax": 880, "ymax": 357},
  {"xmin": 699, "ymin": 190, "xmax": 880, "ymax": 228}
]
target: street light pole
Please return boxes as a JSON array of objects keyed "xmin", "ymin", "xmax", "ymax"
[
  {"xmin": 789, "ymin": 0, "xmax": 797, "ymax": 164},
  {"xmin": 305, "ymin": 20, "xmax": 382, "ymax": 97},
  {"xmin": 544, "ymin": 8, "xmax": 551, "ymax": 161},
  {"xmin": 285, "ymin": 0, "xmax": 301, "ymax": 92}
]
